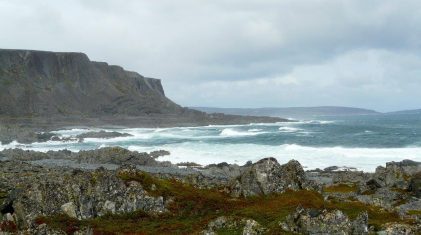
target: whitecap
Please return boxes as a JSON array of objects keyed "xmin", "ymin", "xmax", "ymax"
[
  {"xmin": 278, "ymin": 126, "xmax": 301, "ymax": 132},
  {"xmin": 220, "ymin": 128, "xmax": 263, "ymax": 137}
]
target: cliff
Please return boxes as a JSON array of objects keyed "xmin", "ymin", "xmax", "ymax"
[
  {"xmin": 0, "ymin": 49, "xmax": 284, "ymax": 127},
  {"xmin": 0, "ymin": 49, "xmax": 181, "ymax": 117}
]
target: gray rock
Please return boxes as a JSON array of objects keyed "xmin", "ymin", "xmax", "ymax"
[
  {"xmin": 149, "ymin": 150, "xmax": 170, "ymax": 159},
  {"xmin": 201, "ymin": 216, "xmax": 265, "ymax": 235},
  {"xmin": 280, "ymin": 206, "xmax": 368, "ymax": 235},
  {"xmin": 230, "ymin": 158, "xmax": 309, "ymax": 197},
  {"xmin": 373, "ymin": 160, "xmax": 421, "ymax": 189},
  {"xmin": 0, "ymin": 162, "xmax": 166, "ymax": 230},
  {"xmin": 409, "ymin": 172, "xmax": 421, "ymax": 198},
  {"xmin": 76, "ymin": 131, "xmax": 132, "ymax": 140},
  {"xmin": 75, "ymin": 147, "xmax": 161, "ymax": 166}
]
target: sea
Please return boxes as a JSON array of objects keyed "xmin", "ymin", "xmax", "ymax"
[{"xmin": 1, "ymin": 113, "xmax": 420, "ymax": 172}]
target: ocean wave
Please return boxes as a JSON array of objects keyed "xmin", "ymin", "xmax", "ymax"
[
  {"xmin": 2, "ymin": 137, "xmax": 421, "ymax": 172},
  {"xmin": 289, "ymin": 120, "xmax": 335, "ymax": 125},
  {"xmin": 278, "ymin": 126, "xmax": 301, "ymax": 132},
  {"xmin": 50, "ymin": 128, "xmax": 93, "ymax": 137},
  {"xmin": 154, "ymin": 143, "xmax": 421, "ymax": 172},
  {"xmin": 220, "ymin": 128, "xmax": 265, "ymax": 137}
]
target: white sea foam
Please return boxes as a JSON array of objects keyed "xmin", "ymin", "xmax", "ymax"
[
  {"xmin": 220, "ymin": 128, "xmax": 264, "ymax": 137},
  {"xmin": 50, "ymin": 128, "xmax": 93, "ymax": 137},
  {"xmin": 288, "ymin": 120, "xmax": 335, "ymax": 125},
  {"xmin": 152, "ymin": 143, "xmax": 421, "ymax": 172},
  {"xmin": 278, "ymin": 126, "xmax": 301, "ymax": 132}
]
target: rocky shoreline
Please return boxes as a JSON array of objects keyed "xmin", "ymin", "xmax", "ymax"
[{"xmin": 0, "ymin": 147, "xmax": 420, "ymax": 234}]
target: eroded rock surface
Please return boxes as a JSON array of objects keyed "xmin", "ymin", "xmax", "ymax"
[{"xmin": 230, "ymin": 158, "xmax": 313, "ymax": 197}]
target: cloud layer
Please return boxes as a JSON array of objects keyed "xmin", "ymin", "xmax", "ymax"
[{"xmin": 1, "ymin": 0, "xmax": 421, "ymax": 111}]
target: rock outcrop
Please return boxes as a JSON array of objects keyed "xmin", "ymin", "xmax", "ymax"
[
  {"xmin": 0, "ymin": 162, "xmax": 166, "ymax": 230},
  {"xmin": 230, "ymin": 158, "xmax": 311, "ymax": 197},
  {"xmin": 373, "ymin": 160, "xmax": 421, "ymax": 189},
  {"xmin": 280, "ymin": 206, "xmax": 369, "ymax": 234},
  {"xmin": 201, "ymin": 216, "xmax": 265, "ymax": 235},
  {"xmin": 0, "ymin": 154, "xmax": 420, "ymax": 234}
]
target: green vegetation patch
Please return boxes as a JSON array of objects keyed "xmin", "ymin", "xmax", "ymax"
[{"xmin": 407, "ymin": 210, "xmax": 421, "ymax": 215}]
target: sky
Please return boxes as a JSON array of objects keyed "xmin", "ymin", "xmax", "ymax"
[{"xmin": 1, "ymin": 0, "xmax": 421, "ymax": 112}]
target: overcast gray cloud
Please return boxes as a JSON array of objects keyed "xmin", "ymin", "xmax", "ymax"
[{"xmin": 1, "ymin": 0, "xmax": 421, "ymax": 111}]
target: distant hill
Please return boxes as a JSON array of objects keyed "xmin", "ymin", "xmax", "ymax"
[
  {"xmin": 386, "ymin": 109, "xmax": 421, "ymax": 115},
  {"xmin": 0, "ymin": 49, "xmax": 283, "ymax": 127},
  {"xmin": 192, "ymin": 106, "xmax": 380, "ymax": 119}
]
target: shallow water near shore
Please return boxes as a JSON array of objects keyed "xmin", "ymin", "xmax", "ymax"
[{"xmin": 1, "ymin": 113, "xmax": 421, "ymax": 172}]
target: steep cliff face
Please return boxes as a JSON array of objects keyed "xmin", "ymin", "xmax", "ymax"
[{"xmin": 0, "ymin": 49, "xmax": 182, "ymax": 117}]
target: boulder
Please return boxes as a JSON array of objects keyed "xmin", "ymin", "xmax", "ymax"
[
  {"xmin": 373, "ymin": 160, "xmax": 421, "ymax": 189},
  {"xmin": 230, "ymin": 158, "xmax": 308, "ymax": 197},
  {"xmin": 76, "ymin": 131, "xmax": 132, "ymax": 140}
]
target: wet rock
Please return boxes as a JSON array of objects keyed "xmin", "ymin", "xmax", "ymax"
[
  {"xmin": 76, "ymin": 131, "xmax": 132, "ymax": 140},
  {"xmin": 149, "ymin": 150, "xmax": 170, "ymax": 159},
  {"xmin": 75, "ymin": 147, "xmax": 161, "ymax": 166},
  {"xmin": 230, "ymin": 158, "xmax": 309, "ymax": 197}
]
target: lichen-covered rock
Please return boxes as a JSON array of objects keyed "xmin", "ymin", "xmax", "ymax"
[
  {"xmin": 280, "ymin": 206, "xmax": 368, "ymax": 235},
  {"xmin": 0, "ymin": 162, "xmax": 166, "ymax": 230},
  {"xmin": 201, "ymin": 216, "xmax": 265, "ymax": 235},
  {"xmin": 373, "ymin": 160, "xmax": 421, "ymax": 189},
  {"xmin": 230, "ymin": 158, "xmax": 309, "ymax": 197},
  {"xmin": 242, "ymin": 219, "xmax": 265, "ymax": 235}
]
